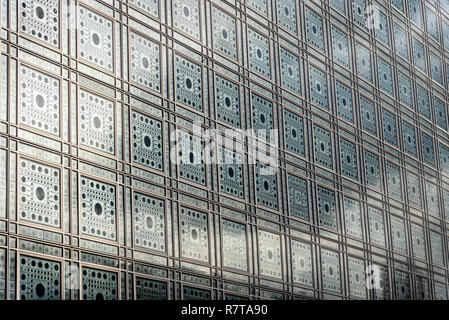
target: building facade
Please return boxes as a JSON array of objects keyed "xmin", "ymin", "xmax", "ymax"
[{"xmin": 0, "ymin": 0, "xmax": 449, "ymax": 300}]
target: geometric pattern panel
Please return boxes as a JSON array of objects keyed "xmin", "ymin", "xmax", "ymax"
[
  {"xmin": 406, "ymin": 172, "xmax": 422, "ymax": 209},
  {"xmin": 173, "ymin": 0, "xmax": 200, "ymax": 39},
  {"xmin": 348, "ymin": 256, "xmax": 366, "ymax": 298},
  {"xmin": 284, "ymin": 109, "xmax": 304, "ymax": 157},
  {"xmin": 135, "ymin": 277, "xmax": 167, "ymax": 300},
  {"xmin": 386, "ymin": 162, "xmax": 402, "ymax": 201},
  {"xmin": 287, "ymin": 174, "xmax": 308, "ymax": 221},
  {"xmin": 183, "ymin": 286, "xmax": 211, "ymax": 300},
  {"xmin": 343, "ymin": 197, "xmax": 362, "ymax": 239},
  {"xmin": 212, "ymin": 7, "xmax": 237, "ymax": 59},
  {"xmin": 421, "ymin": 132, "xmax": 435, "ymax": 167},
  {"xmin": 79, "ymin": 89, "xmax": 115, "ymax": 155},
  {"xmin": 368, "ymin": 206, "xmax": 386, "ymax": 247},
  {"xmin": 317, "ymin": 186, "xmax": 337, "ymax": 230},
  {"xmin": 335, "ymin": 81, "xmax": 354, "ymax": 123},
  {"xmin": 215, "ymin": 75, "xmax": 241, "ymax": 128},
  {"xmin": 19, "ymin": 65, "xmax": 60, "ymax": 136},
  {"xmin": 331, "ymin": 25, "xmax": 350, "ymax": 68},
  {"xmin": 222, "ymin": 219, "xmax": 247, "ymax": 271},
  {"xmin": 280, "ymin": 48, "xmax": 301, "ymax": 95},
  {"xmin": 291, "ymin": 239, "xmax": 313, "ymax": 287},
  {"xmin": 364, "ymin": 150, "xmax": 381, "ymax": 190},
  {"xmin": 394, "ymin": 270, "xmax": 411, "ymax": 300},
  {"xmin": 20, "ymin": 255, "xmax": 61, "ymax": 300},
  {"xmin": 80, "ymin": 176, "xmax": 117, "ymax": 241},
  {"xmin": 175, "ymin": 55, "xmax": 203, "ymax": 112},
  {"xmin": 82, "ymin": 267, "xmax": 117, "ymax": 300},
  {"xmin": 180, "ymin": 206, "xmax": 209, "ymax": 263},
  {"xmin": 218, "ymin": 147, "xmax": 244, "ymax": 199},
  {"xmin": 425, "ymin": 181, "xmax": 440, "ymax": 217},
  {"xmin": 132, "ymin": 110, "xmax": 163, "ymax": 171},
  {"xmin": 134, "ymin": 192, "xmax": 165, "ymax": 252},
  {"xmin": 255, "ymin": 161, "xmax": 279, "ymax": 210},
  {"xmin": 129, "ymin": 0, "xmax": 159, "ymax": 17},
  {"xmin": 340, "ymin": 138, "xmax": 358, "ymax": 180},
  {"xmin": 391, "ymin": 215, "xmax": 407, "ymax": 254},
  {"xmin": 20, "ymin": 0, "xmax": 60, "ymax": 47},
  {"xmin": 356, "ymin": 43, "xmax": 372, "ymax": 82},
  {"xmin": 360, "ymin": 96, "xmax": 377, "ymax": 136},
  {"xmin": 79, "ymin": 6, "xmax": 114, "ymax": 71},
  {"xmin": 277, "ymin": 0, "xmax": 298, "ymax": 35},
  {"xmin": 411, "ymin": 223, "xmax": 426, "ymax": 261},
  {"xmin": 313, "ymin": 125, "xmax": 333, "ymax": 169},
  {"xmin": 130, "ymin": 32, "xmax": 161, "ymax": 92},
  {"xmin": 305, "ymin": 8, "xmax": 324, "ymax": 51},
  {"xmin": 402, "ymin": 120, "xmax": 417, "ymax": 157},
  {"xmin": 382, "ymin": 109, "xmax": 398, "ymax": 147},
  {"xmin": 258, "ymin": 230, "xmax": 282, "ymax": 279},
  {"xmin": 321, "ymin": 248, "xmax": 341, "ymax": 293},
  {"xmin": 176, "ymin": 130, "xmax": 206, "ymax": 185},
  {"xmin": 248, "ymin": 28, "xmax": 271, "ymax": 78},
  {"xmin": 309, "ymin": 65, "xmax": 329, "ymax": 110},
  {"xmin": 19, "ymin": 158, "xmax": 61, "ymax": 228}
]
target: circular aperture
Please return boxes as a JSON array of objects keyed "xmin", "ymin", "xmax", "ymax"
[
  {"xmin": 183, "ymin": 6, "xmax": 190, "ymax": 17},
  {"xmin": 320, "ymin": 142, "xmax": 325, "ymax": 152},
  {"xmin": 144, "ymin": 135, "xmax": 151, "ymax": 148},
  {"xmin": 256, "ymin": 49, "xmax": 262, "ymax": 59},
  {"xmin": 35, "ymin": 187, "xmax": 45, "ymax": 201},
  {"xmin": 260, "ymin": 113, "xmax": 266, "ymax": 123},
  {"xmin": 191, "ymin": 229, "xmax": 198, "ymax": 240},
  {"xmin": 146, "ymin": 217, "xmax": 153, "ymax": 229},
  {"xmin": 35, "ymin": 6, "xmax": 45, "ymax": 19},
  {"xmin": 267, "ymin": 249, "xmax": 273, "ymax": 259},
  {"xmin": 142, "ymin": 57, "xmax": 149, "ymax": 69},
  {"xmin": 224, "ymin": 97, "xmax": 231, "ymax": 107},
  {"xmin": 263, "ymin": 181, "xmax": 269, "ymax": 191},
  {"xmin": 189, "ymin": 152, "xmax": 195, "ymax": 164},
  {"xmin": 292, "ymin": 129, "xmax": 297, "ymax": 138},
  {"xmin": 92, "ymin": 33, "xmax": 100, "ymax": 46},
  {"xmin": 35, "ymin": 94, "xmax": 45, "ymax": 108},
  {"xmin": 329, "ymin": 266, "xmax": 334, "ymax": 276},
  {"xmin": 94, "ymin": 203, "xmax": 103, "ymax": 215},
  {"xmin": 222, "ymin": 29, "xmax": 228, "ymax": 39},
  {"xmin": 93, "ymin": 116, "xmax": 101, "ymax": 129},
  {"xmin": 228, "ymin": 167, "xmax": 234, "ymax": 178},
  {"xmin": 35, "ymin": 283, "xmax": 45, "ymax": 297},
  {"xmin": 96, "ymin": 292, "xmax": 104, "ymax": 300},
  {"xmin": 185, "ymin": 78, "xmax": 192, "ymax": 89}
]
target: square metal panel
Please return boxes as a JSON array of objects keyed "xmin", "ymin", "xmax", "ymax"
[
  {"xmin": 129, "ymin": 0, "xmax": 159, "ymax": 17},
  {"xmin": 340, "ymin": 138, "xmax": 358, "ymax": 180},
  {"xmin": 394, "ymin": 270, "xmax": 411, "ymax": 300},
  {"xmin": 130, "ymin": 32, "xmax": 161, "ymax": 92},
  {"xmin": 79, "ymin": 89, "xmax": 115, "ymax": 155},
  {"xmin": 360, "ymin": 95, "xmax": 377, "ymax": 136},
  {"xmin": 317, "ymin": 186, "xmax": 337, "ymax": 230},
  {"xmin": 136, "ymin": 277, "xmax": 167, "ymax": 300},
  {"xmin": 19, "ymin": 65, "xmax": 60, "ymax": 136},
  {"xmin": 284, "ymin": 109, "xmax": 304, "ymax": 157},
  {"xmin": 406, "ymin": 172, "xmax": 422, "ymax": 209},
  {"xmin": 331, "ymin": 25, "xmax": 350, "ymax": 68},
  {"xmin": 248, "ymin": 28, "xmax": 271, "ymax": 78},
  {"xmin": 177, "ymin": 129, "xmax": 206, "ymax": 185},
  {"xmin": 20, "ymin": 255, "xmax": 61, "ymax": 300},
  {"xmin": 386, "ymin": 162, "xmax": 402, "ymax": 200},
  {"xmin": 402, "ymin": 121, "xmax": 417, "ymax": 157},
  {"xmin": 20, "ymin": 0, "xmax": 60, "ymax": 47},
  {"xmin": 132, "ymin": 110, "xmax": 163, "ymax": 171},
  {"xmin": 280, "ymin": 48, "xmax": 301, "ymax": 96},
  {"xmin": 375, "ymin": 11, "xmax": 389, "ymax": 45},
  {"xmin": 175, "ymin": 55, "xmax": 203, "ymax": 112},
  {"xmin": 352, "ymin": 0, "xmax": 367, "ymax": 27},
  {"xmin": 430, "ymin": 231, "xmax": 444, "ymax": 267},
  {"xmin": 356, "ymin": 43, "xmax": 372, "ymax": 82},
  {"xmin": 344, "ymin": 197, "xmax": 362, "ymax": 239},
  {"xmin": 321, "ymin": 248, "xmax": 341, "ymax": 293},
  {"xmin": 180, "ymin": 206, "xmax": 209, "ymax": 263},
  {"xmin": 291, "ymin": 239, "xmax": 313, "ymax": 287},
  {"xmin": 309, "ymin": 65, "xmax": 328, "ymax": 110},
  {"xmin": 19, "ymin": 158, "xmax": 61, "ymax": 228},
  {"xmin": 255, "ymin": 161, "xmax": 279, "ymax": 210},
  {"xmin": 215, "ymin": 75, "xmax": 241, "ymax": 128},
  {"xmin": 79, "ymin": 5, "xmax": 113, "ymax": 71},
  {"xmin": 426, "ymin": 8, "xmax": 439, "ymax": 41},
  {"xmin": 258, "ymin": 230, "xmax": 282, "ymax": 279},
  {"xmin": 80, "ymin": 176, "xmax": 117, "ymax": 241},
  {"xmin": 277, "ymin": 0, "xmax": 297, "ymax": 34},
  {"xmin": 416, "ymin": 277, "xmax": 430, "ymax": 300},
  {"xmin": 425, "ymin": 181, "xmax": 440, "ymax": 217},
  {"xmin": 335, "ymin": 81, "xmax": 354, "ymax": 122},
  {"xmin": 373, "ymin": 265, "xmax": 390, "ymax": 300},
  {"xmin": 251, "ymin": 93, "xmax": 274, "ymax": 141},
  {"xmin": 417, "ymin": 85, "xmax": 431, "ymax": 120},
  {"xmin": 287, "ymin": 174, "xmax": 308, "ymax": 221},
  {"xmin": 409, "ymin": 0, "xmax": 423, "ymax": 26},
  {"xmin": 421, "ymin": 132, "xmax": 435, "ymax": 167},
  {"xmin": 218, "ymin": 147, "xmax": 244, "ymax": 198},
  {"xmin": 382, "ymin": 109, "xmax": 398, "ymax": 147},
  {"xmin": 183, "ymin": 286, "xmax": 211, "ymax": 300},
  {"xmin": 313, "ymin": 125, "xmax": 333, "ymax": 169},
  {"xmin": 364, "ymin": 150, "xmax": 381, "ymax": 190},
  {"xmin": 82, "ymin": 267, "xmax": 117, "ymax": 300},
  {"xmin": 348, "ymin": 256, "xmax": 366, "ymax": 298},
  {"xmin": 394, "ymin": 23, "xmax": 409, "ymax": 59},
  {"xmin": 222, "ymin": 219, "xmax": 247, "ymax": 271},
  {"xmin": 434, "ymin": 96, "xmax": 448, "ymax": 131},
  {"xmin": 368, "ymin": 206, "xmax": 386, "ymax": 247},
  {"xmin": 391, "ymin": 215, "xmax": 407, "ymax": 254},
  {"xmin": 411, "ymin": 223, "xmax": 426, "ymax": 261},
  {"xmin": 305, "ymin": 7, "xmax": 324, "ymax": 51},
  {"xmin": 430, "ymin": 52, "xmax": 443, "ymax": 85},
  {"xmin": 412, "ymin": 39, "xmax": 426, "ymax": 72},
  {"xmin": 377, "ymin": 58, "xmax": 393, "ymax": 95},
  {"xmin": 212, "ymin": 7, "xmax": 237, "ymax": 59},
  {"xmin": 133, "ymin": 192, "xmax": 166, "ymax": 252},
  {"xmin": 173, "ymin": 0, "xmax": 200, "ymax": 39},
  {"xmin": 439, "ymin": 143, "xmax": 449, "ymax": 176}
]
